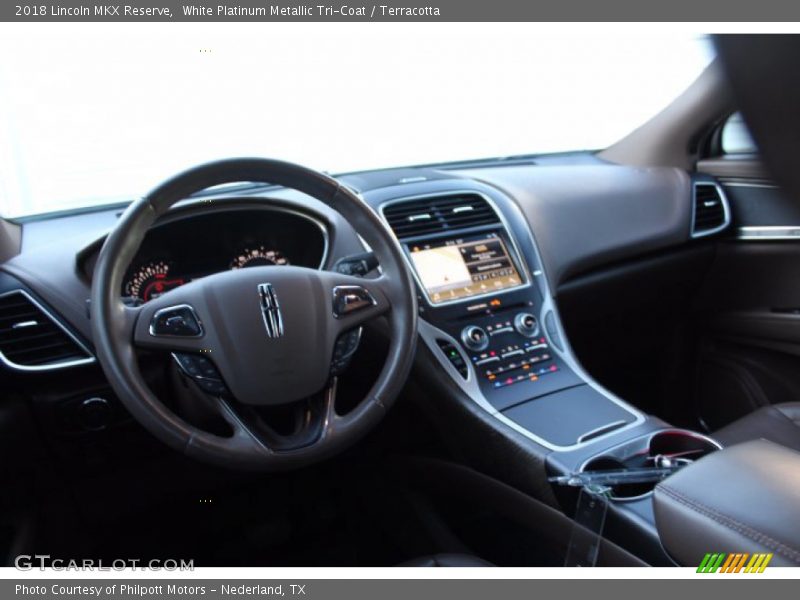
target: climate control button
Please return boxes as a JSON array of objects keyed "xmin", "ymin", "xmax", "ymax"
[
  {"xmin": 514, "ymin": 312, "xmax": 539, "ymax": 338},
  {"xmin": 461, "ymin": 325, "xmax": 489, "ymax": 351}
]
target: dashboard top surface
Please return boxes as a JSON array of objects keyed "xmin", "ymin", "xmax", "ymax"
[{"xmin": 0, "ymin": 161, "xmax": 712, "ymax": 359}]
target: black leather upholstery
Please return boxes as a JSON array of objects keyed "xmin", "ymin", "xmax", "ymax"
[
  {"xmin": 654, "ymin": 439, "xmax": 800, "ymax": 567},
  {"xmin": 714, "ymin": 403, "xmax": 800, "ymax": 452},
  {"xmin": 399, "ymin": 554, "xmax": 494, "ymax": 567}
]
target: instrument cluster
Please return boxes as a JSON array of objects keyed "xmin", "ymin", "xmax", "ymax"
[{"xmin": 116, "ymin": 208, "xmax": 326, "ymax": 305}]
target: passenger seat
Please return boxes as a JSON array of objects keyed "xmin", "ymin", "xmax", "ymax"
[{"xmin": 714, "ymin": 403, "xmax": 800, "ymax": 452}]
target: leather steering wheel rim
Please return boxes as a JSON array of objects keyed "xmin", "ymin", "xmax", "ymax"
[{"xmin": 90, "ymin": 158, "xmax": 418, "ymax": 470}]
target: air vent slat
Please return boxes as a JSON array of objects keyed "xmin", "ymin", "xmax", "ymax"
[
  {"xmin": 692, "ymin": 183, "xmax": 729, "ymax": 237},
  {"xmin": 10, "ymin": 342, "xmax": 82, "ymax": 359},
  {"xmin": 0, "ymin": 329, "xmax": 65, "ymax": 346},
  {"xmin": 383, "ymin": 194, "xmax": 501, "ymax": 239},
  {"xmin": 0, "ymin": 291, "xmax": 93, "ymax": 370},
  {"xmin": 0, "ymin": 315, "xmax": 42, "ymax": 329},
  {"xmin": 22, "ymin": 350, "xmax": 86, "ymax": 366}
]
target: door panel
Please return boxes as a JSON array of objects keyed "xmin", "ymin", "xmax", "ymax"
[
  {"xmin": 723, "ymin": 181, "xmax": 800, "ymax": 227},
  {"xmin": 695, "ymin": 176, "xmax": 800, "ymax": 429},
  {"xmin": 696, "ymin": 156, "xmax": 770, "ymax": 181}
]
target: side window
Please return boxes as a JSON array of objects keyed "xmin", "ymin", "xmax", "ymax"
[{"xmin": 721, "ymin": 112, "xmax": 758, "ymax": 155}]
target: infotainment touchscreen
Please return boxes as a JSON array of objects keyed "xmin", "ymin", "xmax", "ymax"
[{"xmin": 407, "ymin": 232, "xmax": 524, "ymax": 304}]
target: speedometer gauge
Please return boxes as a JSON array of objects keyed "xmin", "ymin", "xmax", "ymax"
[
  {"xmin": 124, "ymin": 261, "xmax": 185, "ymax": 304},
  {"xmin": 230, "ymin": 246, "xmax": 289, "ymax": 270}
]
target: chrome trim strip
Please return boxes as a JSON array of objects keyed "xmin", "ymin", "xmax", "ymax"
[
  {"xmin": 720, "ymin": 181, "xmax": 779, "ymax": 190},
  {"xmin": 577, "ymin": 420, "xmax": 628, "ymax": 444},
  {"xmin": 490, "ymin": 326, "xmax": 514, "ymax": 336},
  {"xmin": 0, "ymin": 289, "xmax": 95, "ymax": 372},
  {"xmin": 474, "ymin": 356, "xmax": 500, "ymax": 366},
  {"xmin": 691, "ymin": 181, "xmax": 732, "ymax": 239},
  {"xmin": 378, "ymin": 190, "xmax": 533, "ymax": 308},
  {"xmin": 738, "ymin": 225, "xmax": 800, "ymax": 240}
]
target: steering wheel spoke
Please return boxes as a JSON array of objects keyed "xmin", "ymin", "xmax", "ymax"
[{"xmin": 209, "ymin": 379, "xmax": 339, "ymax": 454}]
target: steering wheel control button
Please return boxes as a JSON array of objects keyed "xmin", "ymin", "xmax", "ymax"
[
  {"xmin": 332, "ymin": 285, "xmax": 376, "ymax": 318},
  {"xmin": 194, "ymin": 377, "xmax": 229, "ymax": 396},
  {"xmin": 330, "ymin": 327, "xmax": 363, "ymax": 375},
  {"xmin": 436, "ymin": 340, "xmax": 468, "ymax": 379},
  {"xmin": 333, "ymin": 252, "xmax": 379, "ymax": 277},
  {"xmin": 173, "ymin": 353, "xmax": 203, "ymax": 376},
  {"xmin": 173, "ymin": 353, "xmax": 220, "ymax": 378},
  {"xmin": 172, "ymin": 353, "xmax": 229, "ymax": 396},
  {"xmin": 461, "ymin": 325, "xmax": 489, "ymax": 352},
  {"xmin": 150, "ymin": 305, "xmax": 203, "ymax": 337},
  {"xmin": 514, "ymin": 312, "xmax": 540, "ymax": 338}
]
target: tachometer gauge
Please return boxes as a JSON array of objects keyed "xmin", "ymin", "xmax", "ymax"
[
  {"xmin": 124, "ymin": 261, "xmax": 186, "ymax": 304},
  {"xmin": 230, "ymin": 246, "xmax": 289, "ymax": 270}
]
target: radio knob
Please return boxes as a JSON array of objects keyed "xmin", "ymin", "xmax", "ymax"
[
  {"xmin": 514, "ymin": 312, "xmax": 539, "ymax": 338},
  {"xmin": 461, "ymin": 325, "xmax": 489, "ymax": 351}
]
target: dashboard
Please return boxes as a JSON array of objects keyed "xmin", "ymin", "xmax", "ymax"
[
  {"xmin": 83, "ymin": 206, "xmax": 328, "ymax": 305},
  {"xmin": 0, "ymin": 158, "xmax": 734, "ymax": 535}
]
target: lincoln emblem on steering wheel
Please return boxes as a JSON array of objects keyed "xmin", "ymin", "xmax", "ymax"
[{"xmin": 257, "ymin": 283, "xmax": 284, "ymax": 339}]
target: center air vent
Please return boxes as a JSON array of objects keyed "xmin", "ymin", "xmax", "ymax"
[
  {"xmin": 0, "ymin": 291, "xmax": 94, "ymax": 371},
  {"xmin": 383, "ymin": 194, "xmax": 500, "ymax": 239},
  {"xmin": 692, "ymin": 183, "xmax": 730, "ymax": 238}
]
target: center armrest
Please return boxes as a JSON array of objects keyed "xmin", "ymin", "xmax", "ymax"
[{"xmin": 653, "ymin": 439, "xmax": 800, "ymax": 567}]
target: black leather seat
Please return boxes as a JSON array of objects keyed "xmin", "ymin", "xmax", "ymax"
[
  {"xmin": 398, "ymin": 554, "xmax": 493, "ymax": 567},
  {"xmin": 653, "ymin": 439, "xmax": 800, "ymax": 567},
  {"xmin": 714, "ymin": 402, "xmax": 800, "ymax": 452}
]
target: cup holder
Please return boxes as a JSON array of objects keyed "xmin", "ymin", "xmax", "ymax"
[
  {"xmin": 579, "ymin": 429, "xmax": 721, "ymax": 501},
  {"xmin": 649, "ymin": 430, "xmax": 721, "ymax": 462}
]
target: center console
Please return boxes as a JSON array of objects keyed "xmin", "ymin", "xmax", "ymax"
[
  {"xmin": 364, "ymin": 177, "xmax": 724, "ymax": 566},
  {"xmin": 379, "ymin": 185, "xmax": 644, "ymax": 451}
]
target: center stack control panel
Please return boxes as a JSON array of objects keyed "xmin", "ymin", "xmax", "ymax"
[
  {"xmin": 429, "ymin": 295, "xmax": 580, "ymax": 411},
  {"xmin": 379, "ymin": 189, "xmax": 582, "ymax": 411},
  {"xmin": 461, "ymin": 312, "xmax": 556, "ymax": 389}
]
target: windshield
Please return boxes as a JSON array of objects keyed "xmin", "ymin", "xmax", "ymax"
[{"xmin": 0, "ymin": 24, "xmax": 714, "ymax": 217}]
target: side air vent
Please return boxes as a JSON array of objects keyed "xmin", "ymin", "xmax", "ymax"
[
  {"xmin": 692, "ymin": 183, "xmax": 730, "ymax": 238},
  {"xmin": 0, "ymin": 291, "xmax": 94, "ymax": 371},
  {"xmin": 383, "ymin": 194, "xmax": 500, "ymax": 239}
]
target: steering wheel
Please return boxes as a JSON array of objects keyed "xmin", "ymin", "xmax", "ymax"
[{"xmin": 90, "ymin": 158, "xmax": 418, "ymax": 470}]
